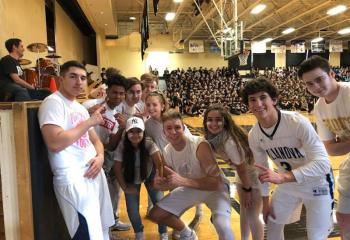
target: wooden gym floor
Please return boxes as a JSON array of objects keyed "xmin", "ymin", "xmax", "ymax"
[{"xmin": 113, "ymin": 113, "xmax": 343, "ymax": 240}]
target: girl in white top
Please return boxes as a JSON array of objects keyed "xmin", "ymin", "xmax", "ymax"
[
  {"xmin": 113, "ymin": 117, "xmax": 167, "ymax": 240},
  {"xmin": 203, "ymin": 104, "xmax": 263, "ymax": 240},
  {"xmin": 144, "ymin": 92, "xmax": 203, "ymax": 234}
]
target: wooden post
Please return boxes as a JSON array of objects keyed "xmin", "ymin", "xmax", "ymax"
[
  {"xmin": 0, "ymin": 108, "xmax": 20, "ymax": 240},
  {"xmin": 13, "ymin": 103, "xmax": 34, "ymax": 240}
]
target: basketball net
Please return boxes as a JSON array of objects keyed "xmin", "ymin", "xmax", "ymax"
[{"xmin": 238, "ymin": 50, "xmax": 250, "ymax": 66}]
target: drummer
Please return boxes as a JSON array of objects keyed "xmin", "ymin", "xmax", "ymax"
[{"xmin": 0, "ymin": 38, "xmax": 51, "ymax": 101}]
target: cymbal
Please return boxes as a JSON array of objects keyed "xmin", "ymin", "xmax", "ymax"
[
  {"xmin": 45, "ymin": 54, "xmax": 61, "ymax": 59},
  {"xmin": 27, "ymin": 43, "xmax": 47, "ymax": 53},
  {"xmin": 19, "ymin": 59, "xmax": 32, "ymax": 65}
]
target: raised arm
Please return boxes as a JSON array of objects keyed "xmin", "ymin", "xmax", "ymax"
[{"xmin": 41, "ymin": 105, "xmax": 105, "ymax": 152}]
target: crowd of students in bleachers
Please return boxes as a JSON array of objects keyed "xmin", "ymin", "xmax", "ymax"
[{"xmin": 165, "ymin": 66, "xmax": 350, "ymax": 115}]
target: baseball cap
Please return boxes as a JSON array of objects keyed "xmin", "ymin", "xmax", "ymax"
[{"xmin": 125, "ymin": 117, "xmax": 145, "ymax": 132}]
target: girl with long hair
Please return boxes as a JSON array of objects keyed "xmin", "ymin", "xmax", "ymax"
[
  {"xmin": 203, "ymin": 104, "xmax": 263, "ymax": 240},
  {"xmin": 113, "ymin": 117, "xmax": 167, "ymax": 240}
]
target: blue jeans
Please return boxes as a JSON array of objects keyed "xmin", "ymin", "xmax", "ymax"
[
  {"xmin": 124, "ymin": 175, "xmax": 166, "ymax": 234},
  {"xmin": 0, "ymin": 82, "xmax": 51, "ymax": 101}
]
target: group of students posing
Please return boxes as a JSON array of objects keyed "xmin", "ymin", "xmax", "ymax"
[{"xmin": 37, "ymin": 55, "xmax": 350, "ymax": 240}]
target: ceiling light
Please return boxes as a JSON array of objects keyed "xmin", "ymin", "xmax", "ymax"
[
  {"xmin": 327, "ymin": 5, "xmax": 347, "ymax": 16},
  {"xmin": 261, "ymin": 37, "xmax": 273, "ymax": 43},
  {"xmin": 282, "ymin": 27, "xmax": 295, "ymax": 35},
  {"xmin": 129, "ymin": 16, "xmax": 136, "ymax": 20},
  {"xmin": 165, "ymin": 12, "xmax": 176, "ymax": 21},
  {"xmin": 173, "ymin": 0, "xmax": 183, "ymax": 2},
  {"xmin": 311, "ymin": 37, "xmax": 324, "ymax": 43},
  {"xmin": 338, "ymin": 27, "xmax": 350, "ymax": 35},
  {"xmin": 251, "ymin": 4, "xmax": 266, "ymax": 14},
  {"xmin": 100, "ymin": 11, "xmax": 104, "ymax": 14},
  {"xmin": 104, "ymin": 23, "xmax": 108, "ymax": 26}
]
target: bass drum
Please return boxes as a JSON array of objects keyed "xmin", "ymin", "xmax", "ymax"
[{"xmin": 23, "ymin": 68, "xmax": 38, "ymax": 86}]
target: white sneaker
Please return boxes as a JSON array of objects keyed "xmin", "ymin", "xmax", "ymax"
[
  {"xmin": 181, "ymin": 230, "xmax": 198, "ymax": 240},
  {"xmin": 111, "ymin": 220, "xmax": 131, "ymax": 231},
  {"xmin": 159, "ymin": 233, "xmax": 168, "ymax": 240},
  {"xmin": 135, "ymin": 232, "xmax": 144, "ymax": 240}
]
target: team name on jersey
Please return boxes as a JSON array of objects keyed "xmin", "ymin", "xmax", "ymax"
[
  {"xmin": 266, "ymin": 147, "xmax": 304, "ymax": 160},
  {"xmin": 100, "ymin": 116, "xmax": 115, "ymax": 131}
]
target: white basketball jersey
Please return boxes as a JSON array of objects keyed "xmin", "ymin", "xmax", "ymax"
[{"xmin": 249, "ymin": 110, "xmax": 333, "ymax": 199}]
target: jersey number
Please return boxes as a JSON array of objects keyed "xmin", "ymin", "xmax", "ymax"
[{"xmin": 280, "ymin": 161, "xmax": 292, "ymax": 171}]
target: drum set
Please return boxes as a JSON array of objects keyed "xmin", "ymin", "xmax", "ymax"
[{"xmin": 20, "ymin": 43, "xmax": 61, "ymax": 89}]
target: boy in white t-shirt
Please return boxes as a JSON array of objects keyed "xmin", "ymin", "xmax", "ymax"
[
  {"xmin": 117, "ymin": 77, "xmax": 143, "ymax": 119},
  {"xmin": 299, "ymin": 55, "xmax": 350, "ymax": 239},
  {"xmin": 149, "ymin": 110, "xmax": 234, "ymax": 240},
  {"xmin": 241, "ymin": 78, "xmax": 333, "ymax": 240},
  {"xmin": 38, "ymin": 61, "xmax": 114, "ymax": 240}
]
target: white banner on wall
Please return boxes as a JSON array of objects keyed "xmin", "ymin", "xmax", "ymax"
[
  {"xmin": 251, "ymin": 41, "xmax": 266, "ymax": 53},
  {"xmin": 311, "ymin": 41, "xmax": 325, "ymax": 53},
  {"xmin": 271, "ymin": 41, "xmax": 286, "ymax": 53},
  {"xmin": 291, "ymin": 40, "xmax": 306, "ymax": 53},
  {"xmin": 329, "ymin": 40, "xmax": 343, "ymax": 52},
  {"xmin": 189, "ymin": 40, "xmax": 204, "ymax": 53}
]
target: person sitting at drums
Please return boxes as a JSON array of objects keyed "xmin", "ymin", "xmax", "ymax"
[{"xmin": 0, "ymin": 38, "xmax": 51, "ymax": 101}]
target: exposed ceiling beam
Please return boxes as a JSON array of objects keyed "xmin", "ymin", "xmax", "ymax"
[
  {"xmin": 225, "ymin": 0, "xmax": 263, "ymax": 27},
  {"xmin": 245, "ymin": 0, "xmax": 299, "ymax": 30},
  {"xmin": 274, "ymin": 15, "xmax": 332, "ymax": 40},
  {"xmin": 184, "ymin": 0, "xmax": 219, "ymax": 42},
  {"xmin": 252, "ymin": 0, "xmax": 331, "ymax": 40},
  {"xmin": 136, "ymin": 0, "xmax": 143, "ymax": 7},
  {"xmin": 116, "ymin": 11, "xmax": 193, "ymax": 14},
  {"xmin": 289, "ymin": 18, "xmax": 350, "ymax": 41},
  {"xmin": 168, "ymin": 1, "xmax": 187, "ymax": 30}
]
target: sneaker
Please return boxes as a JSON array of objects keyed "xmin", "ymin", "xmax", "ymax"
[
  {"xmin": 188, "ymin": 215, "xmax": 202, "ymax": 231},
  {"xmin": 135, "ymin": 232, "xmax": 144, "ymax": 240},
  {"xmin": 181, "ymin": 230, "xmax": 198, "ymax": 240},
  {"xmin": 159, "ymin": 233, "xmax": 168, "ymax": 240},
  {"xmin": 172, "ymin": 230, "xmax": 180, "ymax": 240},
  {"xmin": 111, "ymin": 220, "xmax": 131, "ymax": 231}
]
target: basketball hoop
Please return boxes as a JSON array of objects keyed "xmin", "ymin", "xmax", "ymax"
[{"xmin": 238, "ymin": 50, "xmax": 250, "ymax": 66}]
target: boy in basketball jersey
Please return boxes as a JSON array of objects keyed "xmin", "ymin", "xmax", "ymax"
[
  {"xmin": 299, "ymin": 55, "xmax": 350, "ymax": 239},
  {"xmin": 241, "ymin": 78, "xmax": 333, "ymax": 240}
]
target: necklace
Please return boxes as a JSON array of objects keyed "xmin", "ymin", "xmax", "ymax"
[{"xmin": 258, "ymin": 109, "xmax": 281, "ymax": 140}]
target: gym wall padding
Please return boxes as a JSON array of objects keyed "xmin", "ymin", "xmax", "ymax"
[
  {"xmin": 341, "ymin": 50, "xmax": 350, "ymax": 66},
  {"xmin": 252, "ymin": 50, "xmax": 275, "ymax": 69}
]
